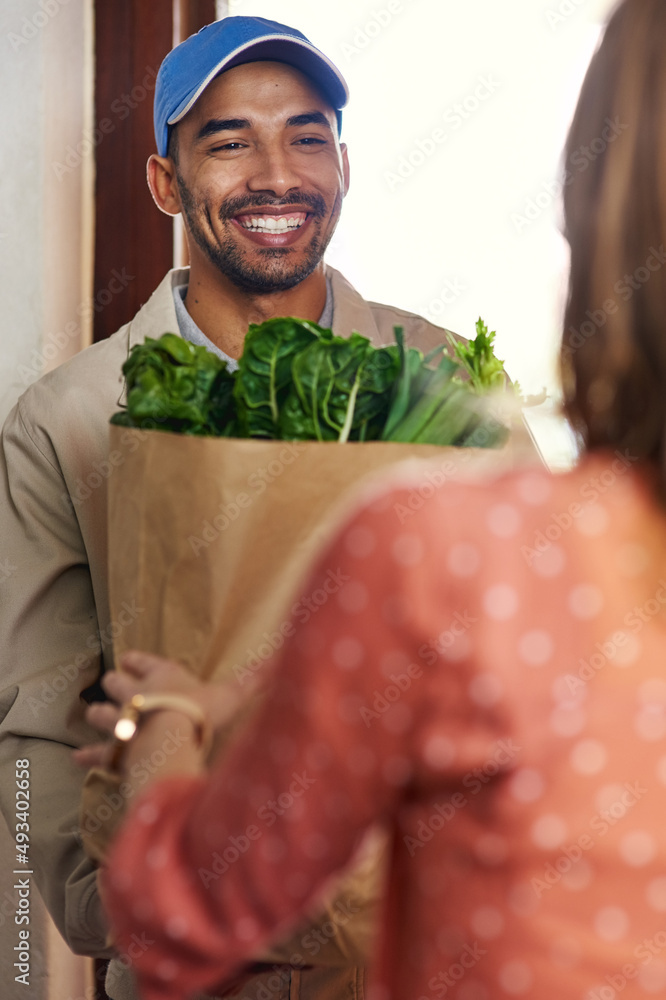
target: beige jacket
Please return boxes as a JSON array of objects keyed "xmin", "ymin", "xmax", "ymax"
[{"xmin": 0, "ymin": 266, "xmax": 477, "ymax": 1000}]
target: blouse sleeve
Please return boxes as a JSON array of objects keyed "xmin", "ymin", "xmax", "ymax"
[{"xmin": 102, "ymin": 487, "xmax": 451, "ymax": 1000}]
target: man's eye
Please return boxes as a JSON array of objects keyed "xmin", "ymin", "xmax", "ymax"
[
  {"xmin": 211, "ymin": 141, "xmax": 245, "ymax": 152},
  {"xmin": 295, "ymin": 137, "xmax": 326, "ymax": 146}
]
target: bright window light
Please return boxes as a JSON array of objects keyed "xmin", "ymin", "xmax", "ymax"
[{"xmin": 223, "ymin": 0, "xmax": 616, "ymax": 467}]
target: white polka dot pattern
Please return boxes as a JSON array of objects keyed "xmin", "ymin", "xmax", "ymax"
[
  {"xmin": 518, "ymin": 630, "xmax": 553, "ymax": 666},
  {"xmin": 568, "ymin": 584, "xmax": 604, "ymax": 619},
  {"xmin": 593, "ymin": 906, "xmax": 629, "ymax": 942},
  {"xmin": 569, "ymin": 738, "xmax": 607, "ymax": 775},
  {"xmin": 498, "ymin": 960, "xmax": 533, "ymax": 994},
  {"xmin": 99, "ymin": 456, "xmax": 666, "ymax": 1000},
  {"xmin": 619, "ymin": 830, "xmax": 657, "ymax": 867},
  {"xmin": 391, "ymin": 534, "xmax": 425, "ymax": 566},
  {"xmin": 447, "ymin": 543, "xmax": 481, "ymax": 577},
  {"xmin": 332, "ymin": 636, "xmax": 364, "ymax": 670},
  {"xmin": 483, "ymin": 584, "xmax": 519, "ymax": 621},
  {"xmin": 487, "ymin": 504, "xmax": 522, "ymax": 538},
  {"xmin": 531, "ymin": 814, "xmax": 568, "ymax": 849}
]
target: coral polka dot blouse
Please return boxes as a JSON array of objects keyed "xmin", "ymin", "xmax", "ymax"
[{"xmin": 103, "ymin": 452, "xmax": 666, "ymax": 1000}]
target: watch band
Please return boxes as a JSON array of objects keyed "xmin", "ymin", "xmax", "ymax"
[{"xmin": 109, "ymin": 692, "xmax": 212, "ymax": 771}]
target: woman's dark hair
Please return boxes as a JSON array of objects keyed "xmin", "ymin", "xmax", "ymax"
[{"xmin": 560, "ymin": 0, "xmax": 666, "ymax": 486}]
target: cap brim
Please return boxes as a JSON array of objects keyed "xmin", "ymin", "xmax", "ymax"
[{"xmin": 167, "ymin": 34, "xmax": 349, "ymax": 126}]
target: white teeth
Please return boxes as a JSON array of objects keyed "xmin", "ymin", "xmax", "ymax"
[{"xmin": 241, "ymin": 215, "xmax": 305, "ymax": 233}]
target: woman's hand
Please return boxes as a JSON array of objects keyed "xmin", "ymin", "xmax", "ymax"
[{"xmin": 74, "ymin": 650, "xmax": 246, "ymax": 784}]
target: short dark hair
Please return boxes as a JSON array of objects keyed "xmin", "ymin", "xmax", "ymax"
[{"xmin": 166, "ymin": 125, "xmax": 179, "ymax": 164}]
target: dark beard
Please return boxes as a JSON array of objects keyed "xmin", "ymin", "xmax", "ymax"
[{"xmin": 177, "ymin": 180, "xmax": 336, "ymax": 294}]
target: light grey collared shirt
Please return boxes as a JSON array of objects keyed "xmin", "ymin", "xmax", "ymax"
[{"xmin": 173, "ymin": 278, "xmax": 334, "ymax": 369}]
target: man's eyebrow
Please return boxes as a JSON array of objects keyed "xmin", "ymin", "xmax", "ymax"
[
  {"xmin": 286, "ymin": 112, "xmax": 333, "ymax": 131},
  {"xmin": 195, "ymin": 118, "xmax": 252, "ymax": 141}
]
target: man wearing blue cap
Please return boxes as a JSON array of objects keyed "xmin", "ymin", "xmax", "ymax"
[
  {"xmin": 143, "ymin": 16, "xmax": 449, "ymax": 370},
  {"xmin": 0, "ymin": 16, "xmax": 483, "ymax": 1000}
]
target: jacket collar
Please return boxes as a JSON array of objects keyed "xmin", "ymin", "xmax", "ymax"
[
  {"xmin": 120, "ymin": 264, "xmax": 379, "ymax": 402},
  {"xmin": 327, "ymin": 265, "xmax": 383, "ymax": 345}
]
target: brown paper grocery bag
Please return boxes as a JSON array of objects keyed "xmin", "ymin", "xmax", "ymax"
[
  {"xmin": 80, "ymin": 426, "xmax": 510, "ymax": 857},
  {"xmin": 106, "ymin": 426, "xmax": 512, "ymax": 680}
]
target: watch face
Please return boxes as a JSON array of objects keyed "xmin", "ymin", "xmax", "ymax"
[{"xmin": 114, "ymin": 716, "xmax": 139, "ymax": 742}]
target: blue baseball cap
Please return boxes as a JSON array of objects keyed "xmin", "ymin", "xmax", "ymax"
[{"xmin": 154, "ymin": 16, "xmax": 350, "ymax": 156}]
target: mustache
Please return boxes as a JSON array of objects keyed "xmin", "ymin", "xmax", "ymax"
[{"xmin": 219, "ymin": 192, "xmax": 327, "ymax": 221}]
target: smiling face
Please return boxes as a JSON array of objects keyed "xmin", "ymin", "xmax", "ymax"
[{"xmin": 169, "ymin": 61, "xmax": 349, "ymax": 295}]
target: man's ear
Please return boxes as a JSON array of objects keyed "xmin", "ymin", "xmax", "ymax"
[
  {"xmin": 146, "ymin": 154, "xmax": 182, "ymax": 216},
  {"xmin": 340, "ymin": 143, "xmax": 350, "ymax": 197}
]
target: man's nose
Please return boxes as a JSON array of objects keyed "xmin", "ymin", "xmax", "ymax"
[{"xmin": 246, "ymin": 145, "xmax": 302, "ymax": 197}]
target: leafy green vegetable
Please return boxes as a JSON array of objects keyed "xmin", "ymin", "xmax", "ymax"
[
  {"xmin": 110, "ymin": 316, "xmax": 513, "ymax": 448},
  {"xmin": 448, "ymin": 317, "xmax": 507, "ymax": 393},
  {"xmin": 234, "ymin": 317, "xmax": 324, "ymax": 438},
  {"xmin": 280, "ymin": 333, "xmax": 401, "ymax": 442},
  {"xmin": 384, "ymin": 353, "xmax": 459, "ymax": 443},
  {"xmin": 110, "ymin": 333, "xmax": 235, "ymax": 435},
  {"xmin": 381, "ymin": 328, "xmax": 425, "ymax": 440},
  {"xmin": 350, "ymin": 345, "xmax": 401, "ymax": 440}
]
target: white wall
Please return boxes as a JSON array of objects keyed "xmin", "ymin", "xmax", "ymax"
[
  {"xmin": 0, "ymin": 2, "xmax": 94, "ymax": 997},
  {"xmin": 0, "ymin": 0, "xmax": 94, "ymax": 427}
]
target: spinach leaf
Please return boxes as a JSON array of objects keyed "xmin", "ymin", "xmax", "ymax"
[
  {"xmin": 351, "ymin": 344, "xmax": 401, "ymax": 440},
  {"xmin": 279, "ymin": 333, "xmax": 369, "ymax": 441},
  {"xmin": 110, "ymin": 333, "xmax": 235, "ymax": 435},
  {"xmin": 234, "ymin": 318, "xmax": 325, "ymax": 437},
  {"xmin": 279, "ymin": 333, "xmax": 400, "ymax": 441}
]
